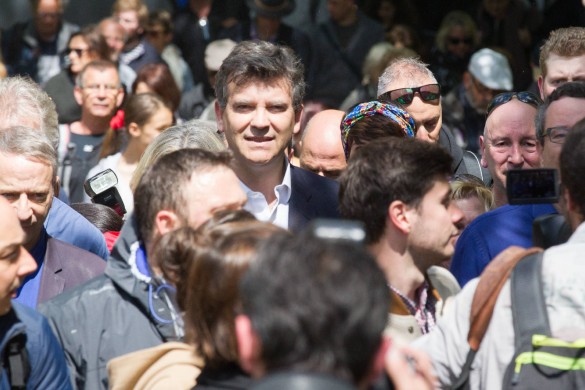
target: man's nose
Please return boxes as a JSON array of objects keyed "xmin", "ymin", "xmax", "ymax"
[
  {"xmin": 14, "ymin": 194, "xmax": 33, "ymax": 222},
  {"xmin": 508, "ymin": 144, "xmax": 525, "ymax": 165},
  {"xmin": 18, "ymin": 247, "xmax": 37, "ymax": 277},
  {"xmin": 251, "ymin": 108, "xmax": 269, "ymax": 128}
]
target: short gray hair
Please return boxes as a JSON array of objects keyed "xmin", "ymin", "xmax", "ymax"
[
  {"xmin": 377, "ymin": 57, "xmax": 437, "ymax": 97},
  {"xmin": 0, "ymin": 126, "xmax": 58, "ymax": 181},
  {"xmin": 0, "ymin": 77, "xmax": 59, "ymax": 151},
  {"xmin": 130, "ymin": 119, "xmax": 226, "ymax": 191}
]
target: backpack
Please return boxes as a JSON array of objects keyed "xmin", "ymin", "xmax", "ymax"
[
  {"xmin": 1, "ymin": 333, "xmax": 30, "ymax": 389},
  {"xmin": 452, "ymin": 246, "xmax": 585, "ymax": 389}
]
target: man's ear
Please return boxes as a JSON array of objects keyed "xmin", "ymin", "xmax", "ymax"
[
  {"xmin": 362, "ymin": 336, "xmax": 392, "ymax": 388},
  {"xmin": 53, "ymin": 176, "xmax": 60, "ymax": 198},
  {"xmin": 292, "ymin": 105, "xmax": 304, "ymax": 135},
  {"xmin": 154, "ymin": 210, "xmax": 180, "ymax": 236},
  {"xmin": 115, "ymin": 88, "xmax": 125, "ymax": 108},
  {"xmin": 388, "ymin": 200, "xmax": 411, "ymax": 234},
  {"xmin": 463, "ymin": 71, "xmax": 472, "ymax": 90},
  {"xmin": 479, "ymin": 135, "xmax": 488, "ymax": 168},
  {"xmin": 215, "ymin": 100, "xmax": 224, "ymax": 133},
  {"xmin": 74, "ymin": 86, "xmax": 83, "ymax": 105},
  {"xmin": 537, "ymin": 75, "xmax": 544, "ymax": 100},
  {"xmin": 235, "ymin": 314, "xmax": 263, "ymax": 378}
]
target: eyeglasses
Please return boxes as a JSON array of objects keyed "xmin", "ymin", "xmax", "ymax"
[
  {"xmin": 486, "ymin": 91, "xmax": 542, "ymax": 118},
  {"xmin": 378, "ymin": 84, "xmax": 441, "ymax": 105},
  {"xmin": 447, "ymin": 37, "xmax": 473, "ymax": 46},
  {"xmin": 66, "ymin": 48, "xmax": 89, "ymax": 57},
  {"xmin": 541, "ymin": 126, "xmax": 569, "ymax": 144}
]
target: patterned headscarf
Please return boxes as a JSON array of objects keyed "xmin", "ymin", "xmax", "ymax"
[{"xmin": 341, "ymin": 100, "xmax": 416, "ymax": 160}]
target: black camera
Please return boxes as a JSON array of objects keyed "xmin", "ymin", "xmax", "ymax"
[
  {"xmin": 84, "ymin": 169, "xmax": 126, "ymax": 217},
  {"xmin": 506, "ymin": 168, "xmax": 559, "ymax": 205}
]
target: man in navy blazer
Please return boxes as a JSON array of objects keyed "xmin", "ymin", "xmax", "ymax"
[
  {"xmin": 0, "ymin": 126, "xmax": 105, "ymax": 309},
  {"xmin": 215, "ymin": 40, "xmax": 339, "ymax": 232}
]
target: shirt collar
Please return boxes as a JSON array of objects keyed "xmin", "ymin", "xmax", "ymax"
[{"xmin": 240, "ymin": 160, "xmax": 292, "ymax": 205}]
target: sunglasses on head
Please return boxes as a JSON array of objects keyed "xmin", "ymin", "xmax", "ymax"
[
  {"xmin": 448, "ymin": 37, "xmax": 473, "ymax": 46},
  {"xmin": 378, "ymin": 84, "xmax": 441, "ymax": 105},
  {"xmin": 486, "ymin": 91, "xmax": 543, "ymax": 118}
]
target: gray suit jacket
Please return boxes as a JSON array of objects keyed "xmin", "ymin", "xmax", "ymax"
[{"xmin": 37, "ymin": 237, "xmax": 106, "ymax": 305}]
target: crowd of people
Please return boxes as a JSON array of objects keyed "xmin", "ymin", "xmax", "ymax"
[{"xmin": 0, "ymin": 0, "xmax": 585, "ymax": 389}]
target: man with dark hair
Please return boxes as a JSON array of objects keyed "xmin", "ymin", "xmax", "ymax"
[
  {"xmin": 40, "ymin": 148, "xmax": 247, "ymax": 389},
  {"xmin": 0, "ymin": 196, "xmax": 71, "ymax": 389},
  {"xmin": 235, "ymin": 232, "xmax": 390, "ymax": 389},
  {"xmin": 214, "ymin": 40, "xmax": 339, "ymax": 232},
  {"xmin": 339, "ymin": 137, "xmax": 463, "ymax": 342},
  {"xmin": 417, "ymin": 116, "xmax": 585, "ymax": 388},
  {"xmin": 451, "ymin": 82, "xmax": 585, "ymax": 286}
]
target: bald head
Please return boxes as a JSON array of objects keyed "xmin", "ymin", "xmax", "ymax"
[{"xmin": 299, "ymin": 110, "xmax": 347, "ymax": 179}]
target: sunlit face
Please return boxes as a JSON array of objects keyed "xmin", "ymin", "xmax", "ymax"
[
  {"xmin": 75, "ymin": 67, "xmax": 123, "ymax": 118},
  {"xmin": 380, "ymin": 75, "xmax": 442, "ymax": 142},
  {"xmin": 100, "ymin": 20, "xmax": 127, "ymax": 60},
  {"xmin": 0, "ymin": 153, "xmax": 55, "ymax": 251},
  {"xmin": 34, "ymin": 0, "xmax": 62, "ymax": 39},
  {"xmin": 115, "ymin": 10, "xmax": 142, "ymax": 41},
  {"xmin": 68, "ymin": 36, "xmax": 96, "ymax": 74},
  {"xmin": 299, "ymin": 111, "xmax": 346, "ymax": 179},
  {"xmin": 480, "ymin": 99, "xmax": 540, "ymax": 192},
  {"xmin": 132, "ymin": 106, "xmax": 174, "ymax": 153},
  {"xmin": 0, "ymin": 198, "xmax": 37, "ymax": 315},
  {"xmin": 216, "ymin": 78, "xmax": 301, "ymax": 169},
  {"xmin": 407, "ymin": 180, "xmax": 463, "ymax": 267},
  {"xmin": 539, "ymin": 54, "xmax": 585, "ymax": 99},
  {"xmin": 539, "ymin": 97, "xmax": 585, "ymax": 171},
  {"xmin": 183, "ymin": 167, "xmax": 248, "ymax": 229}
]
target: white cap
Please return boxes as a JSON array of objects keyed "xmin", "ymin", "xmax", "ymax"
[{"xmin": 468, "ymin": 48, "xmax": 513, "ymax": 91}]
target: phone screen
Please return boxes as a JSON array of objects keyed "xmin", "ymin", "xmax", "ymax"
[{"xmin": 506, "ymin": 168, "xmax": 559, "ymax": 205}]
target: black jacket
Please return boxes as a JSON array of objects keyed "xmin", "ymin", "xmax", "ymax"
[{"xmin": 39, "ymin": 215, "xmax": 183, "ymax": 390}]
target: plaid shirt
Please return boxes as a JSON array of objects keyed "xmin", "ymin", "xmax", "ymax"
[{"xmin": 389, "ymin": 281, "xmax": 438, "ymax": 334}]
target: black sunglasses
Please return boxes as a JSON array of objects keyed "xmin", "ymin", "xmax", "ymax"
[
  {"xmin": 486, "ymin": 91, "xmax": 543, "ymax": 118},
  {"xmin": 378, "ymin": 84, "xmax": 441, "ymax": 105},
  {"xmin": 65, "ymin": 48, "xmax": 88, "ymax": 57}
]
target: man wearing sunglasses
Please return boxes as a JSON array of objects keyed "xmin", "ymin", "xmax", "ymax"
[
  {"xmin": 442, "ymin": 48, "xmax": 513, "ymax": 154},
  {"xmin": 378, "ymin": 57, "xmax": 490, "ymax": 185},
  {"xmin": 451, "ymin": 82, "xmax": 585, "ymax": 287}
]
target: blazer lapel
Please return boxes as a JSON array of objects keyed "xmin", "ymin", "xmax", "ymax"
[{"xmin": 37, "ymin": 238, "xmax": 66, "ymax": 305}]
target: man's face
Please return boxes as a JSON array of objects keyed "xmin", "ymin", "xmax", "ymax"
[
  {"xmin": 480, "ymin": 99, "xmax": 540, "ymax": 191},
  {"xmin": 183, "ymin": 167, "xmax": 248, "ymax": 229},
  {"xmin": 539, "ymin": 54, "xmax": 585, "ymax": 99},
  {"xmin": 115, "ymin": 10, "xmax": 142, "ymax": 41},
  {"xmin": 407, "ymin": 179, "xmax": 463, "ymax": 267},
  {"xmin": 216, "ymin": 78, "xmax": 301, "ymax": 169},
  {"xmin": 540, "ymin": 96, "xmax": 585, "ymax": 171},
  {"xmin": 0, "ymin": 198, "xmax": 37, "ymax": 315},
  {"xmin": 327, "ymin": 0, "xmax": 355, "ymax": 23},
  {"xmin": 75, "ymin": 67, "xmax": 123, "ymax": 119},
  {"xmin": 145, "ymin": 22, "xmax": 170, "ymax": 53},
  {"xmin": 100, "ymin": 21, "xmax": 126, "ymax": 60},
  {"xmin": 464, "ymin": 72, "xmax": 504, "ymax": 113},
  {"xmin": 299, "ymin": 110, "xmax": 346, "ymax": 179},
  {"xmin": 380, "ymin": 77, "xmax": 442, "ymax": 142},
  {"xmin": 0, "ymin": 153, "xmax": 55, "ymax": 251},
  {"xmin": 35, "ymin": 0, "xmax": 62, "ymax": 39}
]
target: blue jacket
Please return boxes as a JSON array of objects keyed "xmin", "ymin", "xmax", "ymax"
[
  {"xmin": 0, "ymin": 303, "xmax": 71, "ymax": 390},
  {"xmin": 450, "ymin": 203, "xmax": 557, "ymax": 286}
]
